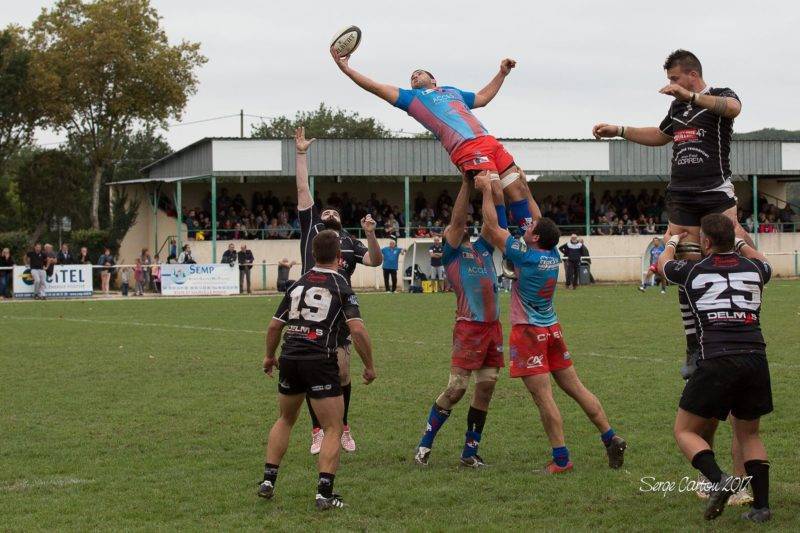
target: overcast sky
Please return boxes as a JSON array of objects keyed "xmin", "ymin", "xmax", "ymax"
[{"xmin": 4, "ymin": 0, "xmax": 799, "ymax": 150}]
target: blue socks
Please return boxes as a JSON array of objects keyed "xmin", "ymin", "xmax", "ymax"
[
  {"xmin": 601, "ymin": 428, "xmax": 616, "ymax": 446},
  {"xmin": 462, "ymin": 430, "xmax": 481, "ymax": 458},
  {"xmin": 495, "ymin": 205, "xmax": 508, "ymax": 229},
  {"xmin": 419, "ymin": 404, "xmax": 451, "ymax": 449},
  {"xmin": 552, "ymin": 446, "xmax": 570, "ymax": 467},
  {"xmin": 509, "ymin": 199, "xmax": 532, "ymax": 228}
]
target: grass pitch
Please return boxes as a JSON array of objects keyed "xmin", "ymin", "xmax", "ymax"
[{"xmin": 1, "ymin": 282, "xmax": 799, "ymax": 531}]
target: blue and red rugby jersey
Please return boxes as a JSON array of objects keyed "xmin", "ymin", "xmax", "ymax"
[
  {"xmin": 504, "ymin": 235, "xmax": 560, "ymax": 326},
  {"xmin": 442, "ymin": 236, "xmax": 500, "ymax": 323}
]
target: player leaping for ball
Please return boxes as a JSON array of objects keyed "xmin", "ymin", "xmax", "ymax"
[
  {"xmin": 295, "ymin": 127, "xmax": 383, "ymax": 455},
  {"xmin": 475, "ymin": 174, "xmax": 627, "ymax": 474},
  {"xmin": 331, "ymin": 48, "xmax": 541, "ymax": 269},
  {"xmin": 413, "ymin": 176, "xmax": 504, "ymax": 468}
]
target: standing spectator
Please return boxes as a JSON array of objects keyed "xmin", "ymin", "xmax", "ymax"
[
  {"xmin": 178, "ymin": 244, "xmax": 195, "ymax": 264},
  {"xmin": 97, "ymin": 248, "xmax": 115, "ymax": 294},
  {"xmin": 26, "ymin": 243, "xmax": 47, "ymax": 300},
  {"xmin": 140, "ymin": 248, "xmax": 153, "ymax": 293},
  {"xmin": 43, "ymin": 244, "xmax": 57, "ymax": 279},
  {"xmin": 0, "ymin": 248, "xmax": 14, "ymax": 298},
  {"xmin": 57, "ymin": 243, "xmax": 73, "ymax": 264},
  {"xmin": 120, "ymin": 265, "xmax": 130, "ymax": 296},
  {"xmin": 221, "ymin": 243, "xmax": 237, "ymax": 265},
  {"xmin": 77, "ymin": 246, "xmax": 91, "ymax": 265},
  {"xmin": 133, "ymin": 258, "xmax": 145, "ymax": 296},
  {"xmin": 428, "ymin": 235, "xmax": 445, "ymax": 291},
  {"xmin": 168, "ymin": 238, "xmax": 177, "ymax": 262},
  {"xmin": 381, "ymin": 239, "xmax": 404, "ymax": 293},
  {"xmin": 151, "ymin": 254, "xmax": 162, "ymax": 293},
  {"xmin": 559, "ymin": 234, "xmax": 584, "ymax": 290},
  {"xmin": 276, "ymin": 258, "xmax": 298, "ymax": 293},
  {"xmin": 237, "ymin": 244, "xmax": 254, "ymax": 294}
]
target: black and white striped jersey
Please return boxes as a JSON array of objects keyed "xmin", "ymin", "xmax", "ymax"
[
  {"xmin": 299, "ymin": 206, "xmax": 367, "ymax": 286},
  {"xmin": 659, "ymin": 87, "xmax": 740, "ymax": 192},
  {"xmin": 663, "ymin": 253, "xmax": 771, "ymax": 360},
  {"xmin": 273, "ymin": 267, "xmax": 362, "ymax": 360}
]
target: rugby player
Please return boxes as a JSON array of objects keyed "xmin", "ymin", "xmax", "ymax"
[
  {"xmin": 639, "ymin": 237, "xmax": 667, "ymax": 294},
  {"xmin": 413, "ymin": 176, "xmax": 503, "ymax": 468},
  {"xmin": 657, "ymin": 215, "xmax": 773, "ymax": 523},
  {"xmin": 592, "ymin": 49, "xmax": 753, "ymax": 503},
  {"xmin": 259, "ymin": 230, "xmax": 377, "ymax": 511},
  {"xmin": 294, "ymin": 127, "xmax": 383, "ymax": 454},
  {"xmin": 475, "ymin": 174, "xmax": 627, "ymax": 473},
  {"xmin": 331, "ymin": 48, "xmax": 540, "ymax": 255}
]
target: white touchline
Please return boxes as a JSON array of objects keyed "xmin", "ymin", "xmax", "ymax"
[{"xmin": 0, "ymin": 478, "xmax": 95, "ymax": 492}]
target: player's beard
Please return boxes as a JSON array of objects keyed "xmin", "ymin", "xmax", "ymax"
[{"xmin": 322, "ymin": 218, "xmax": 342, "ymax": 232}]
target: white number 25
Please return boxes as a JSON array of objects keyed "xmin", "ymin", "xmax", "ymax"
[{"xmin": 692, "ymin": 272, "xmax": 761, "ymax": 311}]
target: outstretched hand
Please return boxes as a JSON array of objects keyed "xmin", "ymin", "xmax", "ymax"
[
  {"xmin": 330, "ymin": 46, "xmax": 350, "ymax": 72},
  {"xmin": 361, "ymin": 215, "xmax": 377, "ymax": 233},
  {"xmin": 592, "ymin": 123, "xmax": 619, "ymax": 139},
  {"xmin": 659, "ymin": 83, "xmax": 692, "ymax": 102},
  {"xmin": 295, "ymin": 127, "xmax": 316, "ymax": 153},
  {"xmin": 500, "ymin": 58, "xmax": 517, "ymax": 75}
]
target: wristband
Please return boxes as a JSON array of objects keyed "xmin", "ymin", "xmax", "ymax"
[
  {"xmin": 620, "ymin": 126, "xmax": 626, "ymax": 138},
  {"xmin": 666, "ymin": 241, "xmax": 677, "ymax": 249},
  {"xmin": 735, "ymin": 238, "xmax": 746, "ymax": 252},
  {"xmin": 667, "ymin": 235, "xmax": 681, "ymax": 247},
  {"xmin": 296, "ymin": 151, "xmax": 307, "ymax": 155}
]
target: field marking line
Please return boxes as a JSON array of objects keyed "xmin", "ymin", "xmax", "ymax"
[{"xmin": 0, "ymin": 477, "xmax": 94, "ymax": 492}]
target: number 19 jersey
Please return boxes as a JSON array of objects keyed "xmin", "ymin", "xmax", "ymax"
[
  {"xmin": 273, "ymin": 267, "xmax": 362, "ymax": 360},
  {"xmin": 663, "ymin": 253, "xmax": 771, "ymax": 360}
]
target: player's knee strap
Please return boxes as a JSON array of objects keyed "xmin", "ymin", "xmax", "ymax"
[
  {"xmin": 675, "ymin": 242, "xmax": 702, "ymax": 259},
  {"xmin": 474, "ymin": 367, "xmax": 499, "ymax": 383},
  {"xmin": 500, "ymin": 172, "xmax": 520, "ymax": 189},
  {"xmin": 436, "ymin": 372, "xmax": 470, "ymax": 409}
]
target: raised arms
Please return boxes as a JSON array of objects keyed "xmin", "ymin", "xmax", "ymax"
[
  {"xmin": 444, "ymin": 177, "xmax": 472, "ymax": 248},
  {"xmin": 659, "ymin": 84, "xmax": 741, "ymax": 119},
  {"xmin": 475, "ymin": 174, "xmax": 510, "ymax": 250},
  {"xmin": 359, "ymin": 215, "xmax": 383, "ymax": 267},
  {"xmin": 331, "ymin": 48, "xmax": 399, "ymax": 105},
  {"xmin": 295, "ymin": 127, "xmax": 316, "ymax": 210},
  {"xmin": 473, "ymin": 58, "xmax": 516, "ymax": 108}
]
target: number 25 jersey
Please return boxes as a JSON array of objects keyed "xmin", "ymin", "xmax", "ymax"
[
  {"xmin": 273, "ymin": 267, "xmax": 362, "ymax": 360},
  {"xmin": 663, "ymin": 253, "xmax": 771, "ymax": 360}
]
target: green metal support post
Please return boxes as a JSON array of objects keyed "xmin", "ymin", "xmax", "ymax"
[
  {"xmin": 261, "ymin": 260, "xmax": 267, "ymax": 291},
  {"xmin": 752, "ymin": 175, "xmax": 759, "ymax": 248},
  {"xmin": 584, "ymin": 176, "xmax": 591, "ymax": 235},
  {"xmin": 176, "ymin": 181, "xmax": 182, "ymax": 256},
  {"xmin": 152, "ymin": 187, "xmax": 158, "ymax": 253},
  {"xmin": 211, "ymin": 175, "xmax": 217, "ymax": 262},
  {"xmin": 404, "ymin": 176, "xmax": 410, "ymax": 237}
]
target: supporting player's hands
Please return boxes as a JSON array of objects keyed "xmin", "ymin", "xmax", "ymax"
[
  {"xmin": 362, "ymin": 366, "xmax": 377, "ymax": 385},
  {"xmin": 361, "ymin": 215, "xmax": 377, "ymax": 233},
  {"xmin": 330, "ymin": 46, "xmax": 350, "ymax": 72},
  {"xmin": 474, "ymin": 173, "xmax": 492, "ymax": 192},
  {"xmin": 295, "ymin": 127, "xmax": 316, "ymax": 153},
  {"xmin": 500, "ymin": 58, "xmax": 517, "ymax": 75},
  {"xmin": 666, "ymin": 231, "xmax": 689, "ymax": 247},
  {"xmin": 263, "ymin": 354, "xmax": 278, "ymax": 377},
  {"xmin": 659, "ymin": 83, "xmax": 692, "ymax": 102},
  {"xmin": 592, "ymin": 123, "xmax": 621, "ymax": 139}
]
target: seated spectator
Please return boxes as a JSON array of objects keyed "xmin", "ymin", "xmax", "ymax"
[
  {"xmin": 178, "ymin": 244, "xmax": 195, "ymax": 264},
  {"xmin": 57, "ymin": 243, "xmax": 74, "ymax": 265}
]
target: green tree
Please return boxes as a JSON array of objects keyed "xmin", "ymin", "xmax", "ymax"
[
  {"xmin": 251, "ymin": 103, "xmax": 394, "ymax": 139},
  {"xmin": 0, "ymin": 26, "xmax": 44, "ymax": 174},
  {"xmin": 734, "ymin": 128, "xmax": 800, "ymax": 140},
  {"xmin": 29, "ymin": 0, "xmax": 206, "ymax": 230},
  {"xmin": 15, "ymin": 148, "xmax": 84, "ymax": 243}
]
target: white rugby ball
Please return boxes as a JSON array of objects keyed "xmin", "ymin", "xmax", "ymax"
[{"xmin": 330, "ymin": 25, "xmax": 362, "ymax": 57}]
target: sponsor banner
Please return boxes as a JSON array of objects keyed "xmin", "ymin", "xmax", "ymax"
[
  {"xmin": 160, "ymin": 263, "xmax": 240, "ymax": 296},
  {"xmin": 13, "ymin": 265, "xmax": 93, "ymax": 299}
]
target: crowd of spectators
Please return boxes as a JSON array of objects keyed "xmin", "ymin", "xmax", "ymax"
[{"xmin": 176, "ymin": 186, "xmax": 798, "ymax": 240}]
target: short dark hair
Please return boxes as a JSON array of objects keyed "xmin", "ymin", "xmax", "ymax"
[
  {"xmin": 312, "ymin": 230, "xmax": 340, "ymax": 264},
  {"xmin": 533, "ymin": 218, "xmax": 561, "ymax": 249},
  {"xmin": 701, "ymin": 214, "xmax": 735, "ymax": 251},
  {"xmin": 663, "ymin": 49, "xmax": 702, "ymax": 77}
]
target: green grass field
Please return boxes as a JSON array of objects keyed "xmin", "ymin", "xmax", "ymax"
[{"xmin": 2, "ymin": 283, "xmax": 799, "ymax": 531}]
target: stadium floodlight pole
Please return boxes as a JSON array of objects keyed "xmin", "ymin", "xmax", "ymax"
[
  {"xmin": 240, "ymin": 109, "xmax": 244, "ymax": 138},
  {"xmin": 176, "ymin": 180, "xmax": 182, "ymax": 254},
  {"xmin": 152, "ymin": 186, "xmax": 159, "ymax": 253},
  {"xmin": 752, "ymin": 175, "xmax": 759, "ymax": 248},
  {"xmin": 584, "ymin": 176, "xmax": 591, "ymax": 235},
  {"xmin": 404, "ymin": 176, "xmax": 410, "ymax": 237},
  {"xmin": 211, "ymin": 175, "xmax": 217, "ymax": 261}
]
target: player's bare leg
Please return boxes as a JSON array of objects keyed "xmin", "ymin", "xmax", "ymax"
[
  {"xmin": 460, "ymin": 367, "xmax": 498, "ymax": 468},
  {"xmin": 260, "ymin": 393, "xmax": 305, "ymax": 499},
  {"xmin": 552, "ymin": 366, "xmax": 626, "ymax": 468},
  {"xmin": 415, "ymin": 367, "xmax": 468, "ymax": 466},
  {"xmin": 309, "ymin": 395, "xmax": 345, "ymax": 510},
  {"xmin": 522, "ymin": 374, "xmax": 572, "ymax": 474},
  {"xmin": 337, "ymin": 346, "xmax": 356, "ymax": 452}
]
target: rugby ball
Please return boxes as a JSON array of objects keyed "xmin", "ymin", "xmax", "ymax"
[{"xmin": 330, "ymin": 25, "xmax": 361, "ymax": 57}]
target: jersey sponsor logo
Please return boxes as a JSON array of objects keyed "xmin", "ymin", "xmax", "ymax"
[
  {"xmin": 461, "ymin": 250, "xmax": 475, "ymax": 259},
  {"xmin": 712, "ymin": 255, "xmax": 739, "ymax": 267},
  {"xmin": 510, "ymin": 240, "xmax": 527, "ymax": 252},
  {"xmin": 707, "ymin": 310, "xmax": 757, "ymax": 324},
  {"xmin": 278, "ymin": 380, "xmax": 291, "ymax": 390},
  {"xmin": 674, "ymin": 129, "xmax": 700, "ymax": 143},
  {"xmin": 348, "ymin": 294, "xmax": 359, "ymax": 306},
  {"xmin": 672, "ymin": 259, "xmax": 688, "ymax": 271},
  {"xmin": 538, "ymin": 256, "xmax": 560, "ymax": 271},
  {"xmin": 525, "ymin": 355, "xmax": 544, "ymax": 368},
  {"xmin": 310, "ymin": 384, "xmax": 333, "ymax": 392},
  {"xmin": 307, "ymin": 273, "xmax": 327, "ymax": 283},
  {"xmin": 563, "ymin": 351, "xmax": 571, "ymax": 360},
  {"xmin": 466, "ymin": 265, "xmax": 489, "ymax": 276},
  {"xmin": 432, "ymin": 93, "xmax": 458, "ymax": 104},
  {"xmin": 472, "ymin": 155, "xmax": 490, "ymax": 165}
]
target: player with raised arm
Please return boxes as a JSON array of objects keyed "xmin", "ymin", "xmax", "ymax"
[
  {"xmin": 258, "ymin": 230, "xmax": 377, "ymax": 511},
  {"xmin": 475, "ymin": 174, "xmax": 627, "ymax": 474},
  {"xmin": 294, "ymin": 127, "xmax": 382, "ymax": 454},
  {"xmin": 657, "ymin": 214, "xmax": 773, "ymax": 522},
  {"xmin": 413, "ymin": 176, "xmax": 503, "ymax": 468},
  {"xmin": 331, "ymin": 47, "xmax": 541, "ymax": 274}
]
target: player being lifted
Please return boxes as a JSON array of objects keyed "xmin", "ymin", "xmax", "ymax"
[
  {"xmin": 259, "ymin": 230, "xmax": 377, "ymax": 510},
  {"xmin": 413, "ymin": 176, "xmax": 503, "ymax": 468},
  {"xmin": 475, "ymin": 174, "xmax": 627, "ymax": 473},
  {"xmin": 294, "ymin": 127, "xmax": 383, "ymax": 454},
  {"xmin": 331, "ymin": 48, "xmax": 540, "ymax": 259},
  {"xmin": 657, "ymin": 215, "xmax": 773, "ymax": 522},
  {"xmin": 592, "ymin": 49, "xmax": 753, "ymax": 504}
]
